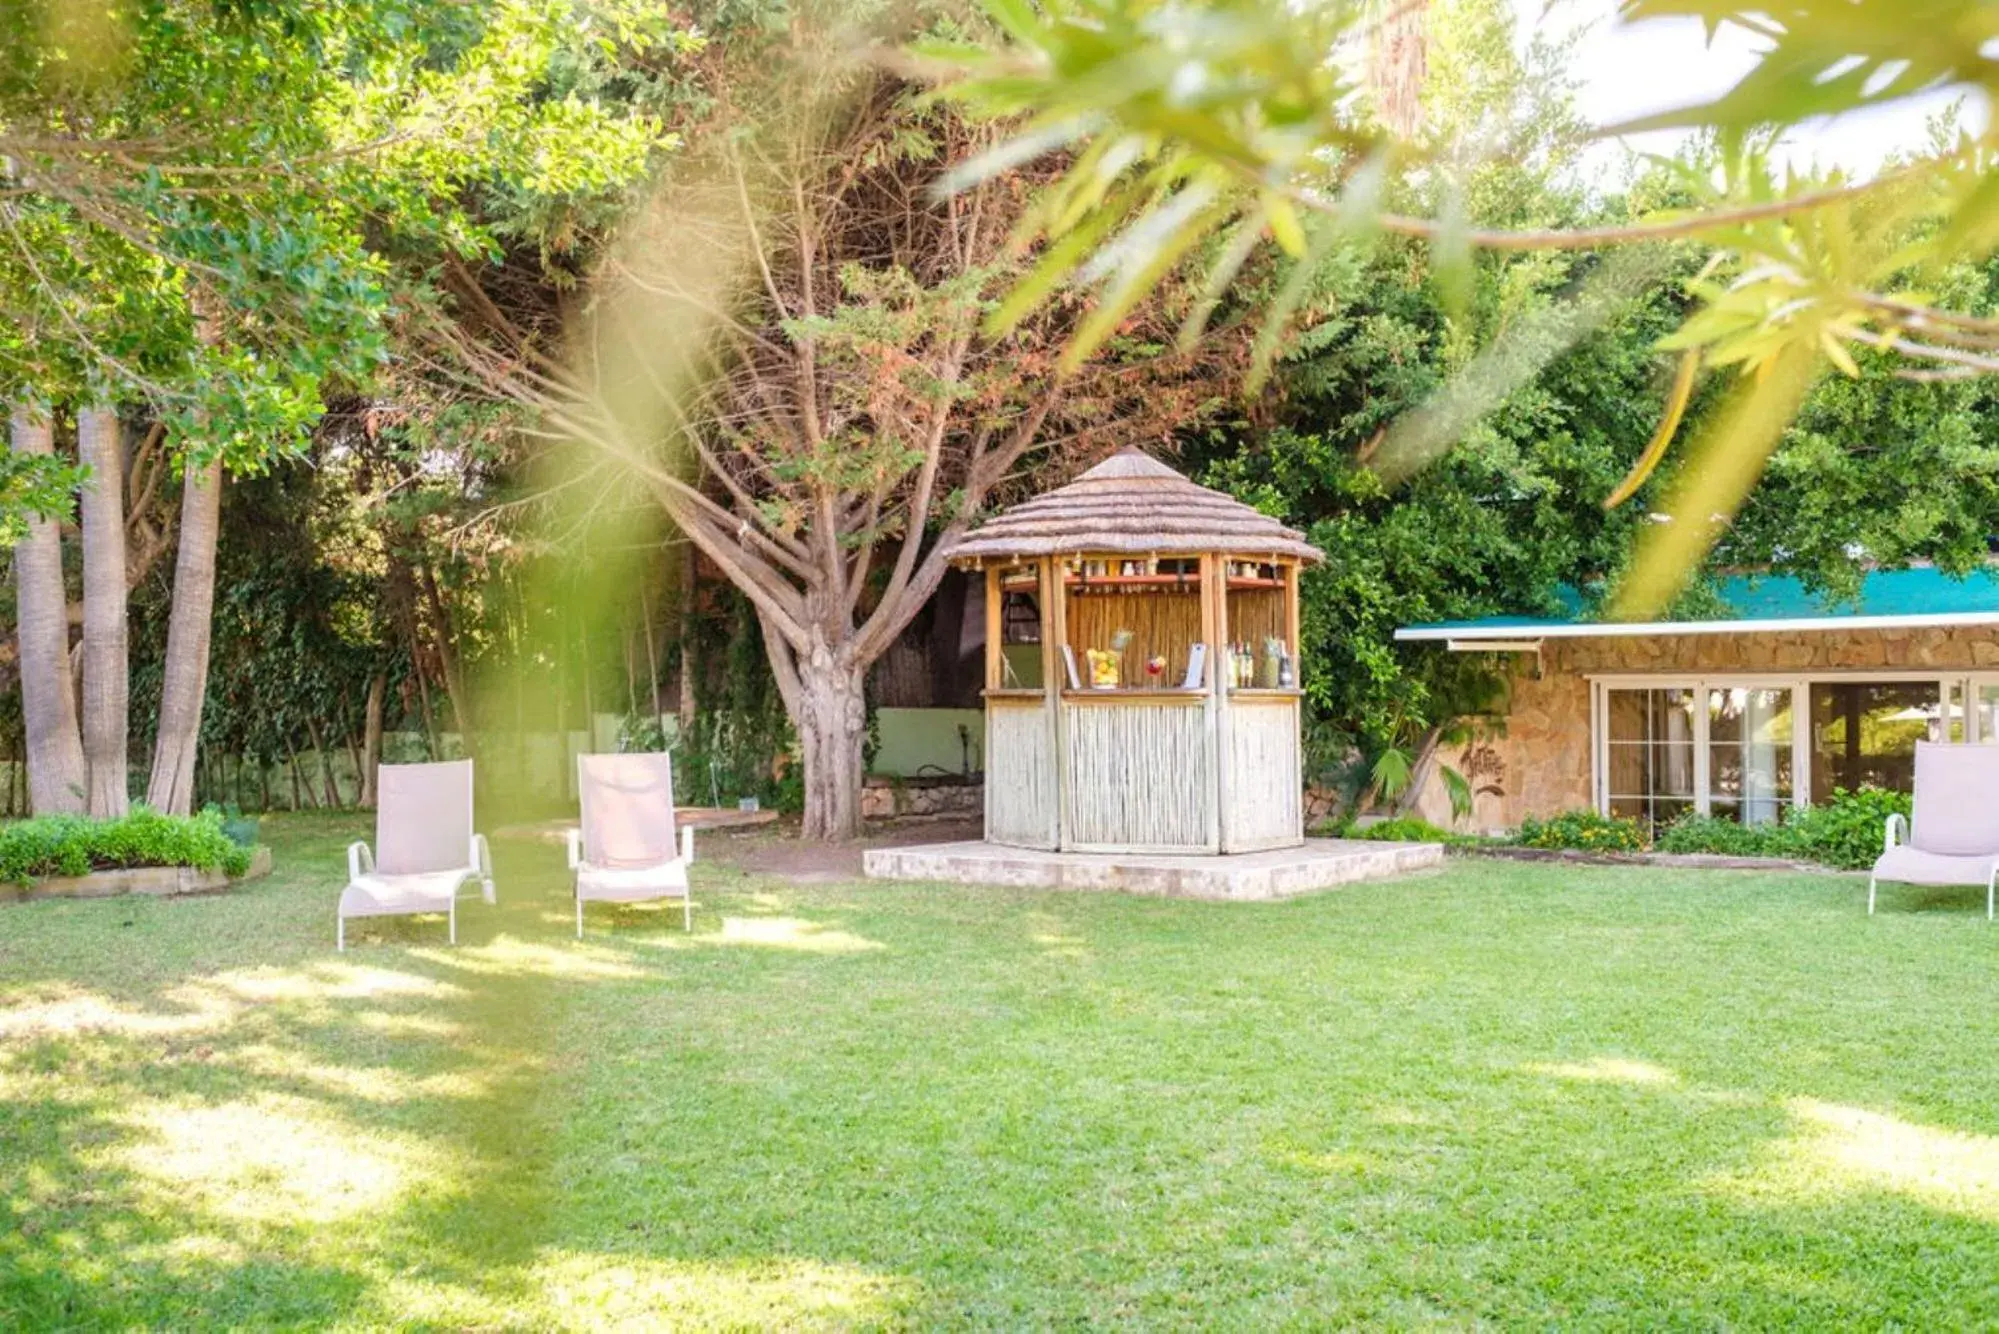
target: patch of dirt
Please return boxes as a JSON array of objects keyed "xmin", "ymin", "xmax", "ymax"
[{"xmin": 699, "ymin": 816, "xmax": 984, "ymax": 883}]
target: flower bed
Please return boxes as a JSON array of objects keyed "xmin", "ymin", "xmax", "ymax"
[{"xmin": 1322, "ymin": 787, "xmax": 1913, "ymax": 873}]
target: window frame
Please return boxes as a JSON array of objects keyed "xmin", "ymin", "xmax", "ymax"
[
  {"xmin": 1963, "ymin": 674, "xmax": 1999, "ymax": 744},
  {"xmin": 1589, "ymin": 670, "xmax": 1973, "ymax": 819}
]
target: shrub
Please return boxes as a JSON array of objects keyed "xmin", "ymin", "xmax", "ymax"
[
  {"xmin": 1344, "ymin": 816, "xmax": 1457, "ymax": 843},
  {"xmin": 1654, "ymin": 813, "xmax": 1789, "ymax": 858},
  {"xmin": 0, "ymin": 807, "xmax": 253, "ymax": 884},
  {"xmin": 1787, "ymin": 786, "xmax": 1913, "ymax": 870},
  {"xmin": 1515, "ymin": 809, "xmax": 1647, "ymax": 854}
]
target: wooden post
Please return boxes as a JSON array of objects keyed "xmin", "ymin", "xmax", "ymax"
[
  {"xmin": 1036, "ymin": 559, "xmax": 1059, "ymax": 698},
  {"xmin": 1283, "ymin": 559, "xmax": 1302, "ymax": 657},
  {"xmin": 1051, "ymin": 555, "xmax": 1071, "ymax": 849},
  {"xmin": 1205, "ymin": 552, "xmax": 1228, "ymax": 852},
  {"xmin": 984, "ymin": 563, "xmax": 1002, "ymax": 692},
  {"xmin": 1198, "ymin": 552, "xmax": 1217, "ymax": 684}
]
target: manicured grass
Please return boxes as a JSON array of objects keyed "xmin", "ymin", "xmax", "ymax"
[{"xmin": 6, "ymin": 814, "xmax": 1999, "ymax": 1327}]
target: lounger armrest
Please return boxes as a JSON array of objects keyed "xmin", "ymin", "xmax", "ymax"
[
  {"xmin": 347, "ymin": 840, "xmax": 374, "ymax": 882},
  {"xmin": 681, "ymin": 825, "xmax": 694, "ymax": 866},
  {"xmin": 1885, "ymin": 812, "xmax": 1908, "ymax": 852},
  {"xmin": 567, "ymin": 828, "xmax": 584, "ymax": 871},
  {"xmin": 472, "ymin": 833, "xmax": 496, "ymax": 903}
]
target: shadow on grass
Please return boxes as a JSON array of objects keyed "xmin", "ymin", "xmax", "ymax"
[
  {"xmin": 8, "ymin": 829, "xmax": 1999, "ymax": 1325},
  {"xmin": 0, "ymin": 829, "xmax": 913, "ymax": 1327}
]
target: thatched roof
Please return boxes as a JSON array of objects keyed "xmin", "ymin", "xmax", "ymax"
[{"xmin": 948, "ymin": 450, "xmax": 1323, "ymax": 564}]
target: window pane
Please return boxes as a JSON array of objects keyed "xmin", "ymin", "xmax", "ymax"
[
  {"xmin": 1608, "ymin": 796, "xmax": 1646, "ymax": 822},
  {"xmin": 1604, "ymin": 688, "xmax": 1696, "ymax": 834},
  {"xmin": 1810, "ymin": 681, "xmax": 1937, "ymax": 800},
  {"xmin": 1709, "ymin": 686, "xmax": 1793, "ymax": 824},
  {"xmin": 1653, "ymin": 798, "xmax": 1693, "ymax": 827}
]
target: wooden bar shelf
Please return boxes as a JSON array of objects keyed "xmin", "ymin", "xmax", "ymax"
[
  {"xmin": 1062, "ymin": 574, "xmax": 1204, "ymax": 590},
  {"xmin": 1061, "ymin": 688, "xmax": 1207, "ymax": 702}
]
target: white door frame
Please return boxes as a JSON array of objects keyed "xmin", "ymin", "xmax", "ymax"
[{"xmin": 1965, "ymin": 675, "xmax": 1999, "ymax": 744}]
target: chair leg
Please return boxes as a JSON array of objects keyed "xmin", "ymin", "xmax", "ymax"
[
  {"xmin": 449, "ymin": 900, "xmax": 457, "ymax": 946},
  {"xmin": 576, "ymin": 895, "xmax": 584, "ymax": 940},
  {"xmin": 337, "ymin": 915, "xmax": 345, "ymax": 952},
  {"xmin": 1988, "ymin": 870, "xmax": 1995, "ymax": 922},
  {"xmin": 1868, "ymin": 876, "xmax": 1877, "ymax": 916}
]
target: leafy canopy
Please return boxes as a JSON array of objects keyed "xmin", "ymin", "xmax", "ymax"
[
  {"xmin": 920, "ymin": 0, "xmax": 1999, "ymax": 611},
  {"xmin": 0, "ymin": 0, "xmax": 677, "ymax": 475}
]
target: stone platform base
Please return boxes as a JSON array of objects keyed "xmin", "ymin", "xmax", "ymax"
[{"xmin": 861, "ymin": 838, "xmax": 1443, "ymax": 901}]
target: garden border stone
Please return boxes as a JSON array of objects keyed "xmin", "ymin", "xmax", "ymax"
[
  {"xmin": 1452, "ymin": 843, "xmax": 1862, "ymax": 875},
  {"xmin": 0, "ymin": 845, "xmax": 274, "ymax": 904}
]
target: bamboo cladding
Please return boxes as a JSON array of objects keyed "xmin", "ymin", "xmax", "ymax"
[
  {"xmin": 1064, "ymin": 700, "xmax": 1214, "ymax": 850},
  {"xmin": 1223, "ymin": 698, "xmax": 1304, "ymax": 851},
  {"xmin": 986, "ymin": 701, "xmax": 1058, "ymax": 849},
  {"xmin": 1064, "ymin": 585, "xmax": 1202, "ymax": 688},
  {"xmin": 1226, "ymin": 588, "xmax": 1286, "ymax": 654}
]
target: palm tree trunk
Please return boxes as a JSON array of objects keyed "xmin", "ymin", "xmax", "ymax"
[
  {"xmin": 417, "ymin": 557, "xmax": 476, "ymax": 757},
  {"xmin": 78, "ymin": 405, "xmax": 129, "ymax": 817},
  {"xmin": 359, "ymin": 672, "xmax": 385, "ymax": 805},
  {"xmin": 11, "ymin": 406, "xmax": 87, "ymax": 813},
  {"xmin": 677, "ymin": 548, "xmax": 698, "ymax": 734},
  {"xmin": 145, "ymin": 457, "xmax": 223, "ymax": 815}
]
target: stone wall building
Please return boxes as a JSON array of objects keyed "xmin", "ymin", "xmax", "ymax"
[{"xmin": 1397, "ymin": 569, "xmax": 1999, "ymax": 835}]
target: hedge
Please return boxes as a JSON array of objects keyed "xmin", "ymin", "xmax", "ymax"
[{"xmin": 0, "ymin": 807, "xmax": 254, "ymax": 884}]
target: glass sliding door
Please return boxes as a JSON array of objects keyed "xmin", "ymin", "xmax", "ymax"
[
  {"xmin": 1707, "ymin": 686, "xmax": 1795, "ymax": 824},
  {"xmin": 1809, "ymin": 681, "xmax": 1940, "ymax": 800},
  {"xmin": 1605, "ymin": 687, "xmax": 1696, "ymax": 831}
]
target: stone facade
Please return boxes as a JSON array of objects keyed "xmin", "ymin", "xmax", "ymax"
[
  {"xmin": 1412, "ymin": 625, "xmax": 1999, "ymax": 833},
  {"xmin": 861, "ymin": 776, "xmax": 985, "ymax": 821}
]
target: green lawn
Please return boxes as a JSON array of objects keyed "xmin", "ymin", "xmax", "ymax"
[{"xmin": 5, "ymin": 815, "xmax": 1999, "ymax": 1327}]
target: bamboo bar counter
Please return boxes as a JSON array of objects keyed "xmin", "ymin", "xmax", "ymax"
[{"xmin": 948, "ymin": 450, "xmax": 1324, "ymax": 855}]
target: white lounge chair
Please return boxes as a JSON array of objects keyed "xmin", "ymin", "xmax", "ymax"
[
  {"xmin": 337, "ymin": 760, "xmax": 495, "ymax": 949},
  {"xmin": 1868, "ymin": 742, "xmax": 1999, "ymax": 919},
  {"xmin": 570, "ymin": 751, "xmax": 693, "ymax": 937}
]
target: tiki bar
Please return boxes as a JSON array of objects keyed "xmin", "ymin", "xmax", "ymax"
[{"xmin": 947, "ymin": 450, "xmax": 1325, "ymax": 855}]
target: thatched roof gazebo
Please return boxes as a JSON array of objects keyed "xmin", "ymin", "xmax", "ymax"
[
  {"xmin": 950, "ymin": 450, "xmax": 1323, "ymax": 564},
  {"xmin": 948, "ymin": 450, "xmax": 1325, "ymax": 855}
]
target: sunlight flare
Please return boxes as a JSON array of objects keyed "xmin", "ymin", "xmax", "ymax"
[
  {"xmin": 1719, "ymin": 1098, "xmax": 1999, "ymax": 1223},
  {"xmin": 118, "ymin": 1093, "xmax": 435, "ymax": 1227},
  {"xmin": 713, "ymin": 916, "xmax": 884, "ymax": 954}
]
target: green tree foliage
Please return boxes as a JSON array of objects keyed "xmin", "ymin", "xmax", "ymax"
[
  {"xmin": 1182, "ymin": 0, "xmax": 1693, "ymax": 801},
  {"xmin": 0, "ymin": 0, "xmax": 674, "ymax": 472},
  {"xmin": 1723, "ymin": 316, "xmax": 1999, "ymax": 599},
  {"xmin": 925, "ymin": 0, "xmax": 1999, "ymax": 610}
]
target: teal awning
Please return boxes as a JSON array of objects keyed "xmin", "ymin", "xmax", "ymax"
[{"xmin": 1395, "ymin": 567, "xmax": 1999, "ymax": 644}]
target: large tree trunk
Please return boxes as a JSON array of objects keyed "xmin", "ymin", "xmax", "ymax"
[
  {"xmin": 11, "ymin": 407, "xmax": 88, "ymax": 814},
  {"xmin": 78, "ymin": 405, "xmax": 129, "ymax": 817},
  {"xmin": 763, "ymin": 617, "xmax": 867, "ymax": 840},
  {"xmin": 796, "ymin": 661, "xmax": 867, "ymax": 840},
  {"xmin": 145, "ymin": 457, "xmax": 223, "ymax": 815}
]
